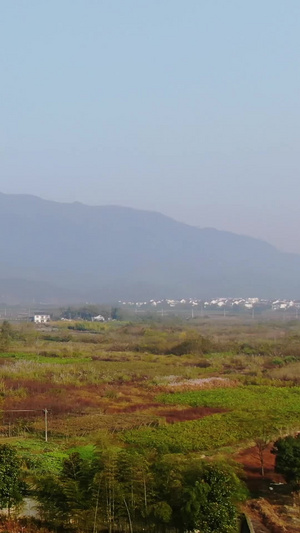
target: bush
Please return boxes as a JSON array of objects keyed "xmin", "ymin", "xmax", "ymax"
[{"xmin": 272, "ymin": 434, "xmax": 300, "ymax": 487}]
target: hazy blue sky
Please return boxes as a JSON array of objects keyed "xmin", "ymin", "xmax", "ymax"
[{"xmin": 1, "ymin": 1, "xmax": 300, "ymax": 253}]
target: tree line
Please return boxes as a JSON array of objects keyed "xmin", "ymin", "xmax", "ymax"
[
  {"xmin": 0, "ymin": 444, "xmax": 246, "ymax": 533},
  {"xmin": 1, "ymin": 435, "xmax": 300, "ymax": 532},
  {"xmin": 35, "ymin": 449, "xmax": 247, "ymax": 533}
]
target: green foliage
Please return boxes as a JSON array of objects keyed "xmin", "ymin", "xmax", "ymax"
[
  {"xmin": 111, "ymin": 307, "xmax": 122, "ymax": 320},
  {"xmin": 0, "ymin": 351, "xmax": 91, "ymax": 364},
  {"xmin": 0, "ymin": 444, "xmax": 26, "ymax": 512},
  {"xmin": 34, "ymin": 448, "xmax": 245, "ymax": 533},
  {"xmin": 4, "ymin": 317, "xmax": 300, "ymax": 532},
  {"xmin": 158, "ymin": 385, "xmax": 300, "ymax": 411},
  {"xmin": 60, "ymin": 305, "xmax": 102, "ymax": 320},
  {"xmin": 0, "ymin": 320, "xmax": 15, "ymax": 349},
  {"xmin": 125, "ymin": 386, "xmax": 300, "ymax": 453},
  {"xmin": 180, "ymin": 464, "xmax": 244, "ymax": 533},
  {"xmin": 272, "ymin": 434, "xmax": 300, "ymax": 487},
  {"xmin": 35, "ymin": 451, "xmax": 98, "ymax": 530},
  {"xmin": 168, "ymin": 333, "xmax": 213, "ymax": 355},
  {"xmin": 35, "ymin": 474, "xmax": 69, "ymax": 526},
  {"xmin": 60, "ymin": 304, "xmax": 116, "ymax": 322},
  {"xmin": 271, "ymin": 357, "xmax": 284, "ymax": 366}
]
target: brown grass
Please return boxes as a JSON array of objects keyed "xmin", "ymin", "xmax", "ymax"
[
  {"xmin": 0, "ymin": 517, "xmax": 53, "ymax": 533},
  {"xmin": 249, "ymin": 499, "xmax": 287, "ymax": 533}
]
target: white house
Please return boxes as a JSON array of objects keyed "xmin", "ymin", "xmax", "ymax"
[
  {"xmin": 92, "ymin": 314, "xmax": 105, "ymax": 322},
  {"xmin": 33, "ymin": 314, "xmax": 51, "ymax": 324}
]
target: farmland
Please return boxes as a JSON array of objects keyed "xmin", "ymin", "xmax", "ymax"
[{"xmin": 0, "ymin": 315, "xmax": 300, "ymax": 531}]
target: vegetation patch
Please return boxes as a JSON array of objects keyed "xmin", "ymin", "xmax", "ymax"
[
  {"xmin": 124, "ymin": 386, "xmax": 300, "ymax": 453},
  {"xmin": 156, "ymin": 405, "xmax": 227, "ymax": 423},
  {"xmin": 1, "ymin": 317, "xmax": 300, "ymax": 530}
]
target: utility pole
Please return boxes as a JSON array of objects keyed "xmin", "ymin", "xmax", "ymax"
[{"xmin": 44, "ymin": 408, "xmax": 48, "ymax": 442}]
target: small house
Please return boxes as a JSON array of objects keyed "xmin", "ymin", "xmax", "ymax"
[
  {"xmin": 33, "ymin": 314, "xmax": 51, "ymax": 324},
  {"xmin": 92, "ymin": 314, "xmax": 105, "ymax": 322}
]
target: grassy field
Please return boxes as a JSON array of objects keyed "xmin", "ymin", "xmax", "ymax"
[
  {"xmin": 124, "ymin": 386, "xmax": 300, "ymax": 453},
  {"xmin": 0, "ymin": 317, "xmax": 300, "ymax": 532},
  {"xmin": 0, "ymin": 317, "xmax": 300, "ymax": 468}
]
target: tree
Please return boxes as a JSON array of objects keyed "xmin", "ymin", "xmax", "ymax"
[
  {"xmin": 35, "ymin": 449, "xmax": 247, "ymax": 533},
  {"xmin": 272, "ymin": 435, "xmax": 300, "ymax": 487},
  {"xmin": 111, "ymin": 307, "xmax": 122, "ymax": 320},
  {"xmin": 60, "ymin": 305, "xmax": 110, "ymax": 321},
  {"xmin": 180, "ymin": 463, "xmax": 246, "ymax": 533},
  {"xmin": 0, "ymin": 444, "xmax": 25, "ymax": 513},
  {"xmin": 116, "ymin": 450, "xmax": 155, "ymax": 531},
  {"xmin": 35, "ymin": 474, "xmax": 69, "ymax": 527},
  {"xmin": 0, "ymin": 320, "xmax": 14, "ymax": 349},
  {"xmin": 254, "ymin": 431, "xmax": 273, "ymax": 476},
  {"xmin": 151, "ymin": 455, "xmax": 246, "ymax": 533},
  {"xmin": 36, "ymin": 452, "xmax": 97, "ymax": 532}
]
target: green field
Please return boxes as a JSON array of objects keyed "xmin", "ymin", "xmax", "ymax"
[
  {"xmin": 0, "ymin": 317, "xmax": 300, "ymax": 531},
  {"xmin": 124, "ymin": 386, "xmax": 300, "ymax": 452}
]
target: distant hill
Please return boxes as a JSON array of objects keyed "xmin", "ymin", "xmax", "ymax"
[{"xmin": 0, "ymin": 192, "xmax": 299, "ymax": 304}]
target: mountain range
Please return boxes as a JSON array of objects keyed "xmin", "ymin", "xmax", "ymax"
[{"xmin": 0, "ymin": 192, "xmax": 299, "ymax": 304}]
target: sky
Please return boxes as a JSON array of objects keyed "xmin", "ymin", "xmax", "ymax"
[{"xmin": 1, "ymin": 0, "xmax": 300, "ymax": 253}]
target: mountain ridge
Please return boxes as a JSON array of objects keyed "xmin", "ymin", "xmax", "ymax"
[
  {"xmin": 0, "ymin": 192, "xmax": 299, "ymax": 304},
  {"xmin": 0, "ymin": 192, "xmax": 279, "ymax": 248}
]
